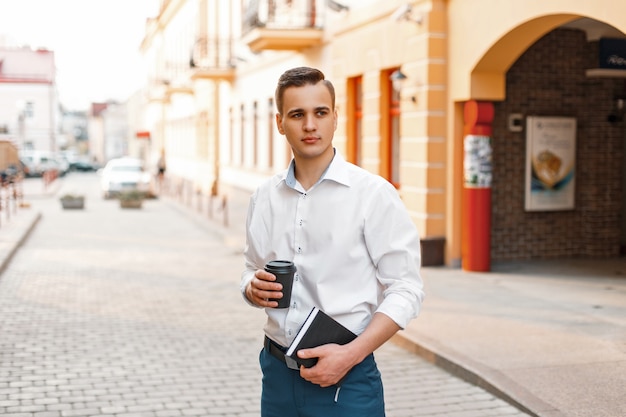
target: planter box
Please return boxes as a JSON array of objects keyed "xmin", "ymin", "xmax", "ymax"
[
  {"xmin": 421, "ymin": 237, "xmax": 445, "ymax": 266},
  {"xmin": 60, "ymin": 197, "xmax": 85, "ymax": 210},
  {"xmin": 120, "ymin": 199, "xmax": 143, "ymax": 209}
]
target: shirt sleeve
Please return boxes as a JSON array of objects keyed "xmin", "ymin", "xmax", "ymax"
[
  {"xmin": 363, "ymin": 181, "xmax": 425, "ymax": 329},
  {"xmin": 240, "ymin": 192, "xmax": 262, "ymax": 307}
]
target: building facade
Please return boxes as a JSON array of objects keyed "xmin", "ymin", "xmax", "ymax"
[
  {"xmin": 89, "ymin": 102, "xmax": 130, "ymax": 165},
  {"xmin": 0, "ymin": 47, "xmax": 60, "ymax": 152},
  {"xmin": 139, "ymin": 0, "xmax": 626, "ymax": 269}
]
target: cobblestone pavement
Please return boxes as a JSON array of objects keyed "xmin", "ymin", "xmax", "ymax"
[{"xmin": 0, "ymin": 173, "xmax": 531, "ymax": 417}]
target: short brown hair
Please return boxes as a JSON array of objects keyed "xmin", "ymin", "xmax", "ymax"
[{"xmin": 274, "ymin": 67, "xmax": 335, "ymax": 115}]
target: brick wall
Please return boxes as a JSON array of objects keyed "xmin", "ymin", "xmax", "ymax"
[{"xmin": 491, "ymin": 29, "xmax": 624, "ymax": 260}]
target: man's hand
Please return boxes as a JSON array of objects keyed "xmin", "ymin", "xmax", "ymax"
[
  {"xmin": 297, "ymin": 344, "xmax": 359, "ymax": 387},
  {"xmin": 245, "ymin": 269, "xmax": 283, "ymax": 308},
  {"xmin": 297, "ymin": 313, "xmax": 402, "ymax": 387}
]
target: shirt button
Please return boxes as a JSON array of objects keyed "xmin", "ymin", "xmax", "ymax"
[
  {"xmin": 288, "ymin": 329, "xmax": 293, "ymax": 336},
  {"xmin": 294, "ymin": 274, "xmax": 299, "ymax": 281},
  {"xmin": 297, "ymin": 247, "xmax": 302, "ymax": 253},
  {"xmin": 292, "ymin": 301, "xmax": 297, "ymax": 308}
]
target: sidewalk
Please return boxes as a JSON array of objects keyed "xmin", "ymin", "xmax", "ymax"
[
  {"xmin": 395, "ymin": 260, "xmax": 626, "ymax": 417},
  {"xmin": 12, "ymin": 177, "xmax": 626, "ymax": 417}
]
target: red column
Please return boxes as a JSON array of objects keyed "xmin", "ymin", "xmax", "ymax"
[{"xmin": 462, "ymin": 101, "xmax": 494, "ymax": 272}]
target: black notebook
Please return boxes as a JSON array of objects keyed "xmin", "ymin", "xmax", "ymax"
[{"xmin": 286, "ymin": 307, "xmax": 357, "ymax": 368}]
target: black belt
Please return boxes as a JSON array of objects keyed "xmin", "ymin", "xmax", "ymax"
[{"xmin": 264, "ymin": 336, "xmax": 300, "ymax": 370}]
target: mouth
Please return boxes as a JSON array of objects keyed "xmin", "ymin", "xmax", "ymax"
[{"xmin": 302, "ymin": 136, "xmax": 320, "ymax": 144}]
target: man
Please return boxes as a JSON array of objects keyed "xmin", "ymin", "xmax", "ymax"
[{"xmin": 241, "ymin": 66, "xmax": 424, "ymax": 416}]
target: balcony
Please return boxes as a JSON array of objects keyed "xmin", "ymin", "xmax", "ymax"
[
  {"xmin": 242, "ymin": 0, "xmax": 325, "ymax": 53},
  {"xmin": 190, "ymin": 37, "xmax": 236, "ymax": 82},
  {"xmin": 147, "ymin": 80, "xmax": 169, "ymax": 103},
  {"xmin": 147, "ymin": 79, "xmax": 193, "ymax": 103}
]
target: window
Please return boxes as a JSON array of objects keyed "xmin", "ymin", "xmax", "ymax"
[
  {"xmin": 253, "ymin": 101, "xmax": 258, "ymax": 167},
  {"xmin": 229, "ymin": 107, "xmax": 234, "ymax": 163},
  {"xmin": 347, "ymin": 75, "xmax": 363, "ymax": 166},
  {"xmin": 380, "ymin": 68, "xmax": 401, "ymax": 188},
  {"xmin": 24, "ymin": 101, "xmax": 34, "ymax": 118},
  {"xmin": 268, "ymin": 98, "xmax": 274, "ymax": 169},
  {"xmin": 240, "ymin": 104, "xmax": 245, "ymax": 166}
]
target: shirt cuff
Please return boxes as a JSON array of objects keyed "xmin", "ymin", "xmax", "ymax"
[
  {"xmin": 241, "ymin": 270, "xmax": 262, "ymax": 308},
  {"xmin": 376, "ymin": 292, "xmax": 422, "ymax": 329}
]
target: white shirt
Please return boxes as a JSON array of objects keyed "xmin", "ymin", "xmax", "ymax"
[{"xmin": 241, "ymin": 151, "xmax": 424, "ymax": 347}]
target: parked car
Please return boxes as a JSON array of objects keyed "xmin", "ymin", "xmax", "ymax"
[
  {"xmin": 100, "ymin": 157, "xmax": 152, "ymax": 199},
  {"xmin": 70, "ymin": 157, "xmax": 98, "ymax": 172},
  {"xmin": 55, "ymin": 153, "xmax": 70, "ymax": 176},
  {"xmin": 20, "ymin": 150, "xmax": 61, "ymax": 177}
]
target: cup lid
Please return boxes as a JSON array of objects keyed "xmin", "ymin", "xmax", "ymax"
[{"xmin": 266, "ymin": 260, "xmax": 293, "ymax": 268}]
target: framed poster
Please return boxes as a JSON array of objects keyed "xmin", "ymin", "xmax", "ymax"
[{"xmin": 525, "ymin": 116, "xmax": 576, "ymax": 211}]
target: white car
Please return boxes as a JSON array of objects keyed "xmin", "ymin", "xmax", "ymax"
[
  {"xmin": 100, "ymin": 157, "xmax": 152, "ymax": 199},
  {"xmin": 20, "ymin": 150, "xmax": 61, "ymax": 177}
]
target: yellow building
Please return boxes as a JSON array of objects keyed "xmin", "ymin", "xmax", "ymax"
[{"xmin": 140, "ymin": 0, "xmax": 626, "ymax": 269}]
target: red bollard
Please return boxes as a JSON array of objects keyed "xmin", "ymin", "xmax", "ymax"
[{"xmin": 462, "ymin": 100, "xmax": 494, "ymax": 272}]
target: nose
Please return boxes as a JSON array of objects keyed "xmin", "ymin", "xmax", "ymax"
[{"xmin": 303, "ymin": 114, "xmax": 316, "ymax": 131}]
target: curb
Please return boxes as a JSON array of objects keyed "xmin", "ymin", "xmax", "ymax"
[
  {"xmin": 0, "ymin": 209, "xmax": 42, "ymax": 276},
  {"xmin": 391, "ymin": 331, "xmax": 558, "ymax": 417}
]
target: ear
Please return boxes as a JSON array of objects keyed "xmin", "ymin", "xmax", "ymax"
[
  {"xmin": 276, "ymin": 113, "xmax": 285, "ymax": 135},
  {"xmin": 333, "ymin": 108, "xmax": 338, "ymax": 131}
]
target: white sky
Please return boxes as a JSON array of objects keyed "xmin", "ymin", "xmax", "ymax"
[{"xmin": 0, "ymin": 0, "xmax": 159, "ymax": 111}]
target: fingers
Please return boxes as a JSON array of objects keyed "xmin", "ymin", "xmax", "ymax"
[
  {"xmin": 299, "ymin": 361, "xmax": 344, "ymax": 387},
  {"xmin": 248, "ymin": 269, "xmax": 283, "ymax": 307},
  {"xmin": 298, "ymin": 345, "xmax": 352, "ymax": 387}
]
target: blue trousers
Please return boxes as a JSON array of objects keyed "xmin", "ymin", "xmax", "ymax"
[{"xmin": 259, "ymin": 347, "xmax": 386, "ymax": 417}]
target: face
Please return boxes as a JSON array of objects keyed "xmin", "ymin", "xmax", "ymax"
[{"xmin": 276, "ymin": 82, "xmax": 337, "ymax": 163}]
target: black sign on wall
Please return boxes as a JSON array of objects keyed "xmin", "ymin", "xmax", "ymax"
[{"xmin": 599, "ymin": 38, "xmax": 626, "ymax": 70}]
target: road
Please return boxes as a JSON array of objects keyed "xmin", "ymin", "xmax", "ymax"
[{"xmin": 0, "ymin": 173, "xmax": 530, "ymax": 417}]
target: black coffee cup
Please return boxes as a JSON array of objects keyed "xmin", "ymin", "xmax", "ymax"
[{"xmin": 264, "ymin": 260, "xmax": 297, "ymax": 308}]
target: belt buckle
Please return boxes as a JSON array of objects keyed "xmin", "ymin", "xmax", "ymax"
[{"xmin": 284, "ymin": 355, "xmax": 299, "ymax": 370}]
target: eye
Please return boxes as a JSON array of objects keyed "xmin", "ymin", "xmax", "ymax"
[{"xmin": 316, "ymin": 109, "xmax": 329, "ymax": 117}]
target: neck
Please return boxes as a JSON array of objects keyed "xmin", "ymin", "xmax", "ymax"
[{"xmin": 293, "ymin": 148, "xmax": 335, "ymax": 190}]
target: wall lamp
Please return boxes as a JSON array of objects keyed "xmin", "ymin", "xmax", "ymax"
[
  {"xmin": 391, "ymin": 4, "xmax": 423, "ymax": 25},
  {"xmin": 390, "ymin": 69, "xmax": 407, "ymax": 92},
  {"xmin": 390, "ymin": 69, "xmax": 417, "ymax": 103},
  {"xmin": 327, "ymin": 0, "xmax": 349, "ymax": 12}
]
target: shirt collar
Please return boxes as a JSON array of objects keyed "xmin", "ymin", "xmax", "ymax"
[{"xmin": 281, "ymin": 148, "xmax": 351, "ymax": 190}]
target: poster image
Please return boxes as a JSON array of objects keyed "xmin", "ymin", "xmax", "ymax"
[
  {"xmin": 464, "ymin": 135, "xmax": 492, "ymax": 188},
  {"xmin": 525, "ymin": 116, "xmax": 576, "ymax": 211}
]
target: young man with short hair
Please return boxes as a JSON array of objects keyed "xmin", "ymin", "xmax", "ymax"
[{"xmin": 241, "ymin": 66, "xmax": 424, "ymax": 416}]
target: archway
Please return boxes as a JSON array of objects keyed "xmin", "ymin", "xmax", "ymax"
[{"xmin": 460, "ymin": 16, "xmax": 626, "ymax": 268}]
